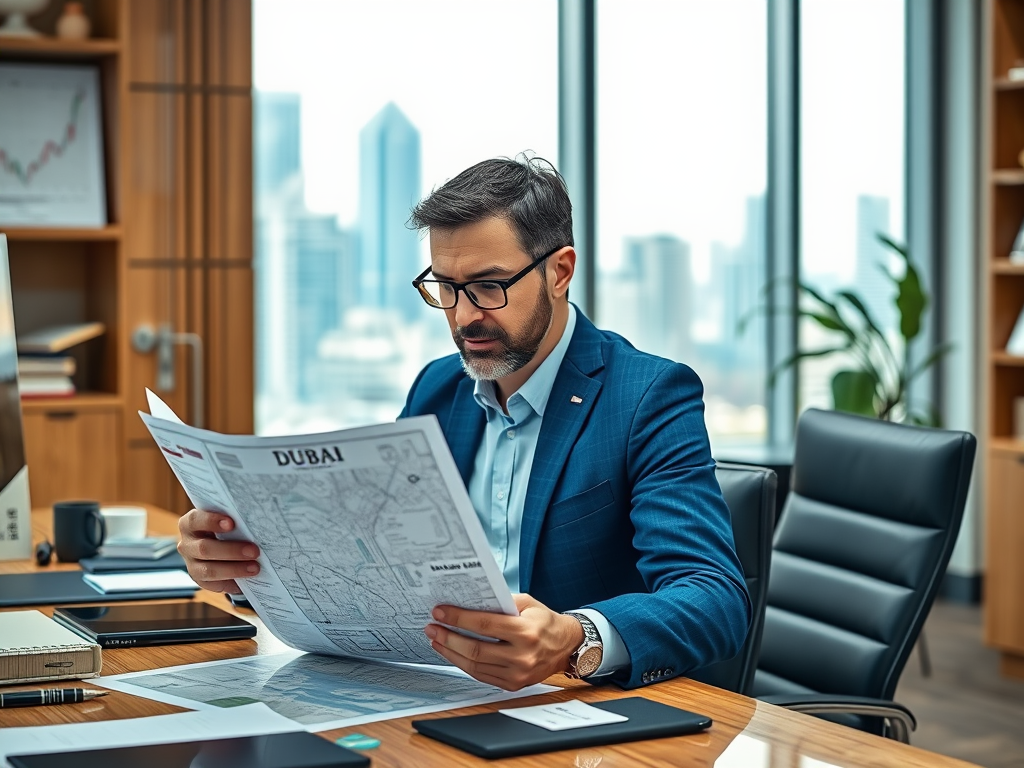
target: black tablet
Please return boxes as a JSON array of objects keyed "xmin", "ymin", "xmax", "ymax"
[
  {"xmin": 53, "ymin": 601, "xmax": 257, "ymax": 648},
  {"xmin": 7, "ymin": 731, "xmax": 368, "ymax": 768},
  {"xmin": 412, "ymin": 696, "xmax": 712, "ymax": 759}
]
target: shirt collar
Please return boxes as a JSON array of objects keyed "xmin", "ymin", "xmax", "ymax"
[{"xmin": 473, "ymin": 304, "xmax": 578, "ymax": 421}]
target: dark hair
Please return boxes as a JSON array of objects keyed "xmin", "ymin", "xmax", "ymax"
[{"xmin": 408, "ymin": 154, "xmax": 573, "ymax": 263}]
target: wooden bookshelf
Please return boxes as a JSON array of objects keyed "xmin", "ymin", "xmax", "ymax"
[
  {"xmin": 0, "ymin": 37, "xmax": 120, "ymax": 58},
  {"xmin": 991, "ymin": 168, "xmax": 1024, "ymax": 184},
  {"xmin": 995, "ymin": 76, "xmax": 1024, "ymax": 91},
  {"xmin": 2, "ymin": 1, "xmax": 253, "ymax": 512},
  {"xmin": 2, "ymin": 226, "xmax": 122, "ymax": 242},
  {"xmin": 983, "ymin": 0, "xmax": 1024, "ymax": 681},
  {"xmin": 992, "ymin": 350, "xmax": 1024, "ymax": 366},
  {"xmin": 992, "ymin": 260, "xmax": 1024, "ymax": 274}
]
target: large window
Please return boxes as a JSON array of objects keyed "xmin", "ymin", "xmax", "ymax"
[
  {"xmin": 595, "ymin": 1, "xmax": 769, "ymax": 448},
  {"xmin": 253, "ymin": 0, "xmax": 558, "ymax": 434},
  {"xmin": 799, "ymin": 0, "xmax": 905, "ymax": 412},
  {"xmin": 254, "ymin": 1, "xmax": 908, "ymax": 447}
]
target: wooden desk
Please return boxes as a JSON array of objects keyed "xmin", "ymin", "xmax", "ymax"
[{"xmin": 0, "ymin": 506, "xmax": 978, "ymax": 767}]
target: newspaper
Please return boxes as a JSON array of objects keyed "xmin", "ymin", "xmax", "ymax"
[{"xmin": 140, "ymin": 390, "xmax": 517, "ymax": 666}]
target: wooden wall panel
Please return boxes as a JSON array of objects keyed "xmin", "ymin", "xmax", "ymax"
[
  {"xmin": 206, "ymin": 266, "xmax": 254, "ymax": 435},
  {"xmin": 125, "ymin": 93, "xmax": 190, "ymax": 262},
  {"xmin": 204, "ymin": 0, "xmax": 253, "ymax": 87},
  {"xmin": 126, "ymin": 0, "xmax": 189, "ymax": 84},
  {"xmin": 121, "ymin": 0, "xmax": 252, "ymax": 507},
  {"xmin": 206, "ymin": 95, "xmax": 254, "ymax": 263},
  {"xmin": 124, "ymin": 444, "xmax": 189, "ymax": 516},
  {"xmin": 124, "ymin": 266, "xmax": 191, "ymax": 442}
]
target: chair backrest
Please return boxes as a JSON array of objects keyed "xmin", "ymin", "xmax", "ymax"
[
  {"xmin": 690, "ymin": 463, "xmax": 776, "ymax": 695},
  {"xmin": 753, "ymin": 409, "xmax": 976, "ymax": 704}
]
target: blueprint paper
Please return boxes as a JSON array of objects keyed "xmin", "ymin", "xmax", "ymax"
[
  {"xmin": 100, "ymin": 651, "xmax": 557, "ymax": 732},
  {"xmin": 140, "ymin": 390, "xmax": 517, "ymax": 666}
]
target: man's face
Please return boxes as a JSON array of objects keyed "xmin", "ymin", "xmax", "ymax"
[{"xmin": 428, "ymin": 217, "xmax": 553, "ymax": 381}]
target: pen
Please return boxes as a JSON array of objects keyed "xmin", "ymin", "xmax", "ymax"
[{"xmin": 0, "ymin": 688, "xmax": 109, "ymax": 708}]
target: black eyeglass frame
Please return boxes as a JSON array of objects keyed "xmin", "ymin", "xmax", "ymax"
[{"xmin": 411, "ymin": 246, "xmax": 562, "ymax": 311}]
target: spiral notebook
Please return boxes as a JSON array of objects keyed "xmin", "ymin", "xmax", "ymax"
[{"xmin": 0, "ymin": 610, "xmax": 102, "ymax": 685}]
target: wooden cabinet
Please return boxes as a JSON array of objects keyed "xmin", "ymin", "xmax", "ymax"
[
  {"xmin": 1, "ymin": 1, "xmax": 253, "ymax": 514},
  {"xmin": 983, "ymin": 0, "xmax": 1024, "ymax": 680},
  {"xmin": 22, "ymin": 406, "xmax": 121, "ymax": 508}
]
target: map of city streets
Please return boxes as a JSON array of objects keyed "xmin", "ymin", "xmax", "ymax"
[{"xmin": 219, "ymin": 431, "xmax": 503, "ymax": 664}]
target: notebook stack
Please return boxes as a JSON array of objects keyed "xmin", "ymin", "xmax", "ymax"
[
  {"xmin": 16, "ymin": 322, "xmax": 105, "ymax": 399},
  {"xmin": 16, "ymin": 353, "xmax": 76, "ymax": 398}
]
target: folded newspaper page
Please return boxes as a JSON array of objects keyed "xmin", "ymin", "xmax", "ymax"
[{"xmin": 140, "ymin": 390, "xmax": 518, "ymax": 665}]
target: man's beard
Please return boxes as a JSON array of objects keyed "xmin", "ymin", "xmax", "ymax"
[{"xmin": 454, "ymin": 286, "xmax": 553, "ymax": 382}]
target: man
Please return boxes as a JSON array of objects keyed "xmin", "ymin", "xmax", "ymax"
[{"xmin": 177, "ymin": 156, "xmax": 750, "ymax": 692}]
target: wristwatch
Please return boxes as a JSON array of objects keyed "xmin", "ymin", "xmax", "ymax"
[{"xmin": 564, "ymin": 612, "xmax": 604, "ymax": 679}]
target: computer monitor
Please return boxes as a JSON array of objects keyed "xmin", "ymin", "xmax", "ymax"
[{"xmin": 0, "ymin": 234, "xmax": 30, "ymax": 560}]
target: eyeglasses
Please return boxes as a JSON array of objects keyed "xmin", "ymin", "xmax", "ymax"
[{"xmin": 412, "ymin": 246, "xmax": 561, "ymax": 310}]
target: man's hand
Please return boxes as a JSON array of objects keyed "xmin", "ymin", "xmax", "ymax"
[
  {"xmin": 177, "ymin": 509, "xmax": 260, "ymax": 593},
  {"xmin": 424, "ymin": 594, "xmax": 585, "ymax": 691}
]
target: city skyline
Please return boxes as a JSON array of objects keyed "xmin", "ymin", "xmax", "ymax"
[{"xmin": 254, "ymin": 90, "xmax": 897, "ymax": 442}]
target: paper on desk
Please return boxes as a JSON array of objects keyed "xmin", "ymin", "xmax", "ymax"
[
  {"xmin": 99, "ymin": 650, "xmax": 558, "ymax": 732},
  {"xmin": 0, "ymin": 702, "xmax": 299, "ymax": 767},
  {"xmin": 139, "ymin": 389, "xmax": 517, "ymax": 666}
]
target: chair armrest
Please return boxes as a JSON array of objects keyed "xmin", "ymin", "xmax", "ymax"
[{"xmin": 758, "ymin": 693, "xmax": 917, "ymax": 743}]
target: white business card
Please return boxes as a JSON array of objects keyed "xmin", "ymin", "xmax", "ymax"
[{"xmin": 498, "ymin": 699, "xmax": 629, "ymax": 731}]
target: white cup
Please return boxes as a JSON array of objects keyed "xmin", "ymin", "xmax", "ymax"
[{"xmin": 100, "ymin": 506, "xmax": 148, "ymax": 541}]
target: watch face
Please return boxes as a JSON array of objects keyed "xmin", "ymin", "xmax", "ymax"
[{"xmin": 577, "ymin": 646, "xmax": 603, "ymax": 677}]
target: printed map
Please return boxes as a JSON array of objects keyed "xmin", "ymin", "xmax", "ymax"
[{"xmin": 219, "ymin": 430, "xmax": 503, "ymax": 663}]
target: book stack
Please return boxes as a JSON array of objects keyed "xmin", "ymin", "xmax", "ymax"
[{"xmin": 16, "ymin": 322, "xmax": 105, "ymax": 399}]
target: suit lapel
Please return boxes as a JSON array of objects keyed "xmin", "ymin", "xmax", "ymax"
[
  {"xmin": 519, "ymin": 313, "xmax": 605, "ymax": 592},
  {"xmin": 445, "ymin": 377, "xmax": 485, "ymax": 485}
]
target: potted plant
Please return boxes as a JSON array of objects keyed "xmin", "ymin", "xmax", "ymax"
[{"xmin": 745, "ymin": 234, "xmax": 951, "ymax": 425}]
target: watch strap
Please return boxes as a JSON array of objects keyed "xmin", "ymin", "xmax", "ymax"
[{"xmin": 566, "ymin": 612, "xmax": 601, "ymax": 644}]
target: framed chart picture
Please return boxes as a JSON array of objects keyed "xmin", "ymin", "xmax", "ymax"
[{"xmin": 0, "ymin": 63, "xmax": 106, "ymax": 227}]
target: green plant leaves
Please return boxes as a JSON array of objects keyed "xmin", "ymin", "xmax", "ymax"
[
  {"xmin": 832, "ymin": 369, "xmax": 878, "ymax": 417},
  {"xmin": 878, "ymin": 233, "xmax": 927, "ymax": 343},
  {"xmin": 747, "ymin": 233, "xmax": 952, "ymax": 424},
  {"xmin": 895, "ymin": 262, "xmax": 927, "ymax": 342}
]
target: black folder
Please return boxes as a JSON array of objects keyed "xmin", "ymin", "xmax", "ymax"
[
  {"xmin": 412, "ymin": 696, "xmax": 712, "ymax": 759},
  {"xmin": 0, "ymin": 571, "xmax": 196, "ymax": 607},
  {"xmin": 7, "ymin": 731, "xmax": 368, "ymax": 768}
]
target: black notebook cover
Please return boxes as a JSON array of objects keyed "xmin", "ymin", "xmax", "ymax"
[
  {"xmin": 7, "ymin": 731, "xmax": 369, "ymax": 768},
  {"xmin": 0, "ymin": 571, "xmax": 197, "ymax": 607},
  {"xmin": 412, "ymin": 697, "xmax": 712, "ymax": 758}
]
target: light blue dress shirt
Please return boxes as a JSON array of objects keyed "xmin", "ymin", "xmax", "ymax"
[{"xmin": 467, "ymin": 305, "xmax": 629, "ymax": 676}]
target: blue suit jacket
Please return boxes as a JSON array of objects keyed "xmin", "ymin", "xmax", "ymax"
[{"xmin": 399, "ymin": 310, "xmax": 751, "ymax": 689}]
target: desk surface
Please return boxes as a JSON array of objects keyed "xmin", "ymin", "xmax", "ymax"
[{"xmin": 0, "ymin": 505, "xmax": 978, "ymax": 768}]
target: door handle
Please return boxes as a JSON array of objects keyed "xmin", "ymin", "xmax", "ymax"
[{"xmin": 131, "ymin": 323, "xmax": 204, "ymax": 428}]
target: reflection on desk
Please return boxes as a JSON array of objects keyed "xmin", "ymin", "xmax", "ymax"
[{"xmin": 0, "ymin": 504, "xmax": 981, "ymax": 768}]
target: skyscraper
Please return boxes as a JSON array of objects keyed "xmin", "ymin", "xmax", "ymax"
[
  {"xmin": 621, "ymin": 234, "xmax": 693, "ymax": 363},
  {"xmin": 854, "ymin": 195, "xmax": 895, "ymax": 334},
  {"xmin": 254, "ymin": 91, "xmax": 355, "ymax": 411},
  {"xmin": 255, "ymin": 92, "xmax": 300, "ymax": 198},
  {"xmin": 358, "ymin": 102, "xmax": 422, "ymax": 321},
  {"xmin": 254, "ymin": 92, "xmax": 303, "ymax": 407},
  {"xmin": 718, "ymin": 195, "xmax": 766, "ymax": 368}
]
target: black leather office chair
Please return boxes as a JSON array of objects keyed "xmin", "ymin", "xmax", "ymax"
[
  {"xmin": 752, "ymin": 409, "xmax": 976, "ymax": 742},
  {"xmin": 690, "ymin": 463, "xmax": 776, "ymax": 695}
]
